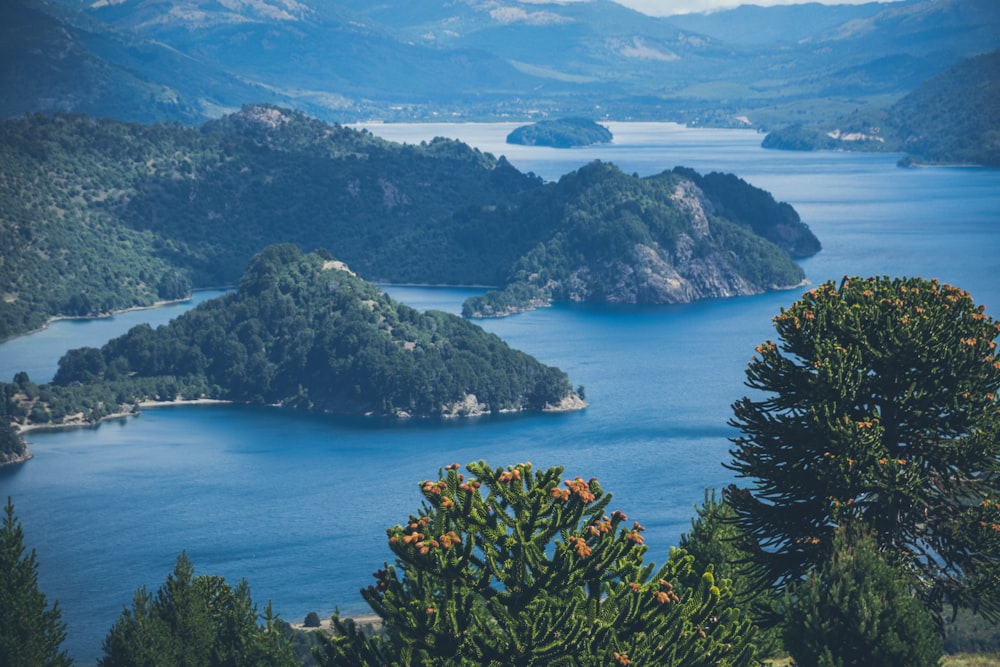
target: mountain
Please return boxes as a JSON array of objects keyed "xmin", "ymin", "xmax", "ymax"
[
  {"xmin": 4, "ymin": 244, "xmax": 583, "ymax": 425},
  {"xmin": 5, "ymin": 0, "xmax": 998, "ymax": 127},
  {"xmin": 462, "ymin": 162, "xmax": 817, "ymax": 318},
  {"xmin": 0, "ymin": 105, "xmax": 816, "ymax": 340},
  {"xmin": 0, "ymin": 0, "xmax": 295, "ymax": 123},
  {"xmin": 762, "ymin": 49, "xmax": 1000, "ymax": 166}
]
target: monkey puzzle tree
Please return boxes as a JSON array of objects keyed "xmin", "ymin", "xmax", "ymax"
[
  {"xmin": 316, "ymin": 461, "xmax": 759, "ymax": 666},
  {"xmin": 726, "ymin": 276, "xmax": 1000, "ymax": 622}
]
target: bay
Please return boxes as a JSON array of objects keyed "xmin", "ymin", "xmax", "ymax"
[{"xmin": 1, "ymin": 123, "xmax": 998, "ymax": 665}]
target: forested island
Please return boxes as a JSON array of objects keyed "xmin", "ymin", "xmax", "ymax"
[
  {"xmin": 0, "ymin": 105, "xmax": 818, "ymax": 340},
  {"xmin": 463, "ymin": 163, "xmax": 818, "ymax": 317},
  {"xmin": 762, "ymin": 50, "xmax": 1000, "ymax": 166},
  {"xmin": 505, "ymin": 118, "xmax": 613, "ymax": 148},
  {"xmin": 0, "ymin": 245, "xmax": 583, "ymax": 429}
]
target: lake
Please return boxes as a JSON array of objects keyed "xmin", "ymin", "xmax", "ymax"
[{"xmin": 2, "ymin": 123, "xmax": 998, "ymax": 664}]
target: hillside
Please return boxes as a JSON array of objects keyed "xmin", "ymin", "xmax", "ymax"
[
  {"xmin": 0, "ymin": 106, "xmax": 544, "ymax": 339},
  {"xmin": 761, "ymin": 49, "xmax": 1000, "ymax": 166},
  {"xmin": 0, "ymin": 106, "xmax": 818, "ymax": 340},
  {"xmin": 5, "ymin": 0, "xmax": 999, "ymax": 127},
  {"xmin": 2, "ymin": 245, "xmax": 582, "ymax": 425},
  {"xmin": 463, "ymin": 162, "xmax": 817, "ymax": 317}
]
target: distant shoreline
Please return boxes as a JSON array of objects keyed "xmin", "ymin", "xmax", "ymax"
[
  {"xmin": 15, "ymin": 398, "xmax": 232, "ymax": 436},
  {"xmin": 0, "ymin": 288, "xmax": 234, "ymax": 345}
]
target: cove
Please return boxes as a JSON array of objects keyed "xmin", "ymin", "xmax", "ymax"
[{"xmin": 1, "ymin": 123, "xmax": 998, "ymax": 664}]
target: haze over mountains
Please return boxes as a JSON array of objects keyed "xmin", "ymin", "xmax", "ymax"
[{"xmin": 4, "ymin": 0, "xmax": 998, "ymax": 127}]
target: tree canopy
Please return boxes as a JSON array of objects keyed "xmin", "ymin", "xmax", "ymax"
[
  {"xmin": 726, "ymin": 276, "xmax": 1000, "ymax": 623},
  {"xmin": 317, "ymin": 461, "xmax": 759, "ymax": 666},
  {"xmin": 0, "ymin": 497, "xmax": 72, "ymax": 667},
  {"xmin": 99, "ymin": 552, "xmax": 297, "ymax": 667}
]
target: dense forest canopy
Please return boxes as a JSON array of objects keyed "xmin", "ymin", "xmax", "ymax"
[
  {"xmin": 2, "ymin": 245, "xmax": 581, "ymax": 425},
  {"xmin": 0, "ymin": 106, "xmax": 818, "ymax": 339}
]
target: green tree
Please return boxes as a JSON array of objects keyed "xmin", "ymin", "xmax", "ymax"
[
  {"xmin": 99, "ymin": 552, "xmax": 297, "ymax": 667},
  {"xmin": 0, "ymin": 497, "xmax": 72, "ymax": 667},
  {"xmin": 726, "ymin": 276, "xmax": 1000, "ymax": 623},
  {"xmin": 0, "ymin": 421, "xmax": 30, "ymax": 464},
  {"xmin": 316, "ymin": 461, "xmax": 759, "ymax": 666},
  {"xmin": 679, "ymin": 490, "xmax": 782, "ymax": 658},
  {"xmin": 782, "ymin": 526, "xmax": 943, "ymax": 667}
]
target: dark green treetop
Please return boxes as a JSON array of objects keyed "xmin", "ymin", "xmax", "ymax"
[
  {"xmin": 99, "ymin": 552, "xmax": 297, "ymax": 667},
  {"xmin": 726, "ymin": 276, "xmax": 1000, "ymax": 623},
  {"xmin": 0, "ymin": 497, "xmax": 72, "ymax": 667},
  {"xmin": 782, "ymin": 526, "xmax": 943, "ymax": 667}
]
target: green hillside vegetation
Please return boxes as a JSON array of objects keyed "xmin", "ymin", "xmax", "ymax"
[
  {"xmin": 0, "ymin": 106, "xmax": 818, "ymax": 340},
  {"xmin": 506, "ymin": 118, "xmax": 613, "ymax": 148},
  {"xmin": 1, "ymin": 245, "xmax": 580, "ymax": 425},
  {"xmin": 762, "ymin": 49, "xmax": 1000, "ymax": 166},
  {"xmin": 0, "ymin": 106, "xmax": 544, "ymax": 340},
  {"xmin": 463, "ymin": 162, "xmax": 817, "ymax": 317}
]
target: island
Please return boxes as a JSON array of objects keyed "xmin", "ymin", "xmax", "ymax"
[
  {"xmin": 463, "ymin": 162, "xmax": 819, "ymax": 318},
  {"xmin": 506, "ymin": 118, "xmax": 613, "ymax": 148},
  {"xmin": 2, "ymin": 245, "xmax": 584, "ymax": 432}
]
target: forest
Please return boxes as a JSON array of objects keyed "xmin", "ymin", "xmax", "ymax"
[
  {"xmin": 0, "ymin": 105, "xmax": 818, "ymax": 340},
  {"xmin": 0, "ymin": 245, "xmax": 580, "ymax": 426},
  {"xmin": 463, "ymin": 163, "xmax": 818, "ymax": 317}
]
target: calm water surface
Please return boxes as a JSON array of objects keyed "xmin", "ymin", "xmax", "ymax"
[{"xmin": 2, "ymin": 123, "xmax": 998, "ymax": 664}]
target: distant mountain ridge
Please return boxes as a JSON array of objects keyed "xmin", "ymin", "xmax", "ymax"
[{"xmin": 4, "ymin": 0, "xmax": 998, "ymax": 127}]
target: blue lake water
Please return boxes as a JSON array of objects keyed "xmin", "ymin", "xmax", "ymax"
[{"xmin": 1, "ymin": 123, "xmax": 998, "ymax": 664}]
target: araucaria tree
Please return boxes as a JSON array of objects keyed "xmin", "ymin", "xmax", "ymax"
[
  {"xmin": 726, "ymin": 276, "xmax": 1000, "ymax": 621},
  {"xmin": 0, "ymin": 497, "xmax": 72, "ymax": 667},
  {"xmin": 316, "ymin": 461, "xmax": 759, "ymax": 666}
]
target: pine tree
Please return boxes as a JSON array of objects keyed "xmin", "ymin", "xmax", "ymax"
[
  {"xmin": 726, "ymin": 276, "xmax": 1000, "ymax": 623},
  {"xmin": 316, "ymin": 461, "xmax": 759, "ymax": 666},
  {"xmin": 0, "ymin": 497, "xmax": 72, "ymax": 667},
  {"xmin": 99, "ymin": 552, "xmax": 298, "ymax": 667},
  {"xmin": 783, "ymin": 526, "xmax": 943, "ymax": 667}
]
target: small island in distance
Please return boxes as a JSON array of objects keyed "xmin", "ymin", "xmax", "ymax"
[{"xmin": 506, "ymin": 118, "xmax": 613, "ymax": 148}]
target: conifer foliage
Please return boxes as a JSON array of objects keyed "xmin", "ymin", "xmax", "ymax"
[
  {"xmin": 0, "ymin": 497, "xmax": 72, "ymax": 667},
  {"xmin": 726, "ymin": 276, "xmax": 1000, "ymax": 622},
  {"xmin": 316, "ymin": 461, "xmax": 759, "ymax": 666},
  {"xmin": 782, "ymin": 527, "xmax": 943, "ymax": 667},
  {"xmin": 99, "ymin": 552, "xmax": 297, "ymax": 667}
]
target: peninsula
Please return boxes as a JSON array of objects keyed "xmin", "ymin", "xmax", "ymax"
[{"xmin": 2, "ymin": 245, "xmax": 584, "ymax": 432}]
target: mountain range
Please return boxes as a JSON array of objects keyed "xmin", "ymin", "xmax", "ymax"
[{"xmin": 4, "ymin": 0, "xmax": 999, "ymax": 127}]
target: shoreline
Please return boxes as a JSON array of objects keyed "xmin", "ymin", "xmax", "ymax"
[
  {"xmin": 0, "ymin": 287, "xmax": 234, "ymax": 344},
  {"xmin": 15, "ymin": 398, "xmax": 233, "ymax": 436}
]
